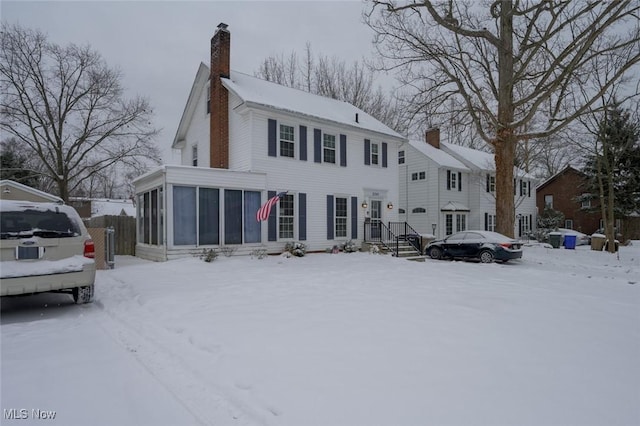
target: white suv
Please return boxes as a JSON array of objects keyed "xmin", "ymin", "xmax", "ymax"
[{"xmin": 0, "ymin": 200, "xmax": 96, "ymax": 303}]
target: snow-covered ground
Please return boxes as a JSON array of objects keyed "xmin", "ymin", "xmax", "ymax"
[{"xmin": 2, "ymin": 243, "xmax": 639, "ymax": 426}]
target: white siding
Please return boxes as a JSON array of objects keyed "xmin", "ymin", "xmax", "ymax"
[
  {"xmin": 228, "ymin": 91, "xmax": 252, "ymax": 171},
  {"xmin": 181, "ymin": 84, "xmax": 210, "ymax": 167},
  {"xmin": 249, "ymin": 109, "xmax": 402, "ymax": 252}
]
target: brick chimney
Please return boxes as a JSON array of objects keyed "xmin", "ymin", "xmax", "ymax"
[
  {"xmin": 425, "ymin": 128, "xmax": 440, "ymax": 149},
  {"xmin": 210, "ymin": 23, "xmax": 230, "ymax": 169}
]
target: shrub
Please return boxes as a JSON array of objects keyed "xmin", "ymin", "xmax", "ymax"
[
  {"xmin": 200, "ymin": 248, "xmax": 218, "ymax": 263},
  {"xmin": 341, "ymin": 240, "xmax": 360, "ymax": 253},
  {"xmin": 285, "ymin": 241, "xmax": 306, "ymax": 257}
]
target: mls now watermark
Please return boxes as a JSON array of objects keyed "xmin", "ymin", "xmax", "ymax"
[{"xmin": 4, "ymin": 408, "xmax": 57, "ymax": 420}]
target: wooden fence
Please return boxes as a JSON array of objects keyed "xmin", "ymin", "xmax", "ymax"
[{"xmin": 84, "ymin": 215, "xmax": 136, "ymax": 255}]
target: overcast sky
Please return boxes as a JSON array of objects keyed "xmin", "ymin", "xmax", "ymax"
[{"xmin": 2, "ymin": 0, "xmax": 386, "ymax": 164}]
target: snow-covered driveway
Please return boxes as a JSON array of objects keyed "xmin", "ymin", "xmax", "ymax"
[{"xmin": 2, "ymin": 244, "xmax": 639, "ymax": 425}]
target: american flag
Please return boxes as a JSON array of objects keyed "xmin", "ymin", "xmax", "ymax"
[{"xmin": 256, "ymin": 192, "xmax": 287, "ymax": 222}]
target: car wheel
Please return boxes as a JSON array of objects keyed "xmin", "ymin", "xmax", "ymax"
[
  {"xmin": 428, "ymin": 247, "xmax": 442, "ymax": 260},
  {"xmin": 479, "ymin": 250, "xmax": 494, "ymax": 264},
  {"xmin": 73, "ymin": 285, "xmax": 94, "ymax": 304}
]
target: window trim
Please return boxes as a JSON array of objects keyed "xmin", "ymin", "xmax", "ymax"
[
  {"xmin": 398, "ymin": 150, "xmax": 405, "ymax": 165},
  {"xmin": 323, "ymin": 133, "xmax": 336, "ymax": 164},
  {"xmin": 544, "ymin": 194, "xmax": 553, "ymax": 209},
  {"xmin": 279, "ymin": 123, "xmax": 295, "ymax": 158},
  {"xmin": 371, "ymin": 142, "xmax": 379, "ymax": 165},
  {"xmin": 335, "ymin": 196, "xmax": 348, "ymax": 239},
  {"xmin": 278, "ymin": 193, "xmax": 295, "ymax": 239}
]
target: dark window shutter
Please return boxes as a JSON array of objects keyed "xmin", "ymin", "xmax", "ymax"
[
  {"xmin": 458, "ymin": 172, "xmax": 462, "ymax": 191},
  {"xmin": 530, "ymin": 214, "xmax": 533, "ymax": 229},
  {"xmin": 299, "ymin": 193, "xmax": 307, "ymax": 241},
  {"xmin": 340, "ymin": 134, "xmax": 347, "ymax": 167},
  {"xmin": 326, "ymin": 195, "xmax": 334, "ymax": 240},
  {"xmin": 364, "ymin": 139, "xmax": 370, "ymax": 165},
  {"xmin": 514, "ymin": 178, "xmax": 517, "ymax": 195},
  {"xmin": 268, "ymin": 119, "xmax": 277, "ymax": 157},
  {"xmin": 351, "ymin": 196, "xmax": 358, "ymax": 239},
  {"xmin": 528, "ymin": 181, "xmax": 531, "ymax": 197},
  {"xmin": 447, "ymin": 170, "xmax": 451, "ymax": 190},
  {"xmin": 300, "ymin": 125, "xmax": 307, "ymax": 161},
  {"xmin": 268, "ymin": 190, "xmax": 277, "ymax": 241},
  {"xmin": 484, "ymin": 212, "xmax": 488, "ymax": 231},
  {"xmin": 486, "ymin": 174, "xmax": 490, "ymax": 192},
  {"xmin": 382, "ymin": 142, "xmax": 388, "ymax": 168},
  {"xmin": 314, "ymin": 129, "xmax": 322, "ymax": 163}
]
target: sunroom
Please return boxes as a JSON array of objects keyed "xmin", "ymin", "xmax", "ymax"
[{"xmin": 134, "ymin": 165, "xmax": 267, "ymax": 261}]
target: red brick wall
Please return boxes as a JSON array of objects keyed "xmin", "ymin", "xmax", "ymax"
[
  {"xmin": 210, "ymin": 27, "xmax": 230, "ymax": 169},
  {"xmin": 536, "ymin": 168, "xmax": 601, "ymax": 234}
]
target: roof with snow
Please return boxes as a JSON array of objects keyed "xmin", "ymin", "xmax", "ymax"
[
  {"xmin": 90, "ymin": 199, "xmax": 136, "ymax": 217},
  {"xmin": 408, "ymin": 140, "xmax": 469, "ymax": 170},
  {"xmin": 222, "ymin": 70, "xmax": 403, "ymax": 139},
  {"xmin": 172, "ymin": 63, "xmax": 404, "ymax": 149},
  {"xmin": 441, "ymin": 142, "xmax": 536, "ymax": 179}
]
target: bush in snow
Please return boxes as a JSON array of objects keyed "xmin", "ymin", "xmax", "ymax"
[
  {"xmin": 341, "ymin": 240, "xmax": 360, "ymax": 253},
  {"xmin": 285, "ymin": 241, "xmax": 306, "ymax": 257},
  {"xmin": 199, "ymin": 248, "xmax": 218, "ymax": 263},
  {"xmin": 536, "ymin": 207, "xmax": 565, "ymax": 241},
  {"xmin": 219, "ymin": 246, "xmax": 237, "ymax": 257}
]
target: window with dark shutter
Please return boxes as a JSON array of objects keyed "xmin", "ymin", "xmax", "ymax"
[
  {"xmin": 340, "ymin": 134, "xmax": 347, "ymax": 167},
  {"xmin": 299, "ymin": 125, "xmax": 307, "ymax": 161},
  {"xmin": 326, "ymin": 195, "xmax": 334, "ymax": 240},
  {"xmin": 382, "ymin": 142, "xmax": 388, "ymax": 168},
  {"xmin": 299, "ymin": 193, "xmax": 307, "ymax": 241},
  {"xmin": 314, "ymin": 129, "xmax": 322, "ymax": 163},
  {"xmin": 364, "ymin": 139, "xmax": 370, "ymax": 165},
  {"xmin": 268, "ymin": 119, "xmax": 277, "ymax": 157}
]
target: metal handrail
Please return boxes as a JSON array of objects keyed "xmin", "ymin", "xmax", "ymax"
[{"xmin": 364, "ymin": 221, "xmax": 400, "ymax": 256}]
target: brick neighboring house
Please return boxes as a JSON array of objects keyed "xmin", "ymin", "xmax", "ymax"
[{"xmin": 536, "ymin": 166, "xmax": 601, "ymax": 235}]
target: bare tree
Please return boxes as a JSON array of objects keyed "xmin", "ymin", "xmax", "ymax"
[
  {"xmin": 0, "ymin": 24, "xmax": 161, "ymax": 202},
  {"xmin": 366, "ymin": 0, "xmax": 640, "ymax": 237},
  {"xmin": 255, "ymin": 44, "xmax": 409, "ymax": 135}
]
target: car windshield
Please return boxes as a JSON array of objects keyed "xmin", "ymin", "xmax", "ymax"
[{"xmin": 0, "ymin": 209, "xmax": 81, "ymax": 239}]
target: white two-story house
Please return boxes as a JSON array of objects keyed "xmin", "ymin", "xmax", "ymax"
[
  {"xmin": 399, "ymin": 129, "xmax": 537, "ymax": 239},
  {"xmin": 133, "ymin": 23, "xmax": 405, "ymax": 261}
]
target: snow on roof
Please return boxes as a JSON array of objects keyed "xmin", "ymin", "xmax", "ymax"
[
  {"xmin": 222, "ymin": 71, "xmax": 404, "ymax": 140},
  {"xmin": 441, "ymin": 142, "xmax": 495, "ymax": 170},
  {"xmin": 90, "ymin": 199, "xmax": 136, "ymax": 217},
  {"xmin": 408, "ymin": 140, "xmax": 469, "ymax": 170},
  {"xmin": 441, "ymin": 142, "xmax": 536, "ymax": 179}
]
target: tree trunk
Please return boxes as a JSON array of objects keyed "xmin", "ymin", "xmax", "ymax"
[
  {"xmin": 495, "ymin": 131, "xmax": 516, "ymax": 237},
  {"xmin": 606, "ymin": 175, "xmax": 616, "ymax": 253},
  {"xmin": 495, "ymin": 0, "xmax": 516, "ymax": 238}
]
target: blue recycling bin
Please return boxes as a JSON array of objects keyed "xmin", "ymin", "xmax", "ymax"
[{"xmin": 564, "ymin": 234, "xmax": 577, "ymax": 249}]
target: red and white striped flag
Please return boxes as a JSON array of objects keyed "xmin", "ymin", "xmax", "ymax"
[{"xmin": 256, "ymin": 192, "xmax": 287, "ymax": 222}]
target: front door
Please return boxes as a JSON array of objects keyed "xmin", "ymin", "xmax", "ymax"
[{"xmin": 370, "ymin": 200, "xmax": 382, "ymax": 239}]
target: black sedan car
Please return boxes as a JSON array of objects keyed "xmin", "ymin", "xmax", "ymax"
[{"xmin": 425, "ymin": 231, "xmax": 523, "ymax": 263}]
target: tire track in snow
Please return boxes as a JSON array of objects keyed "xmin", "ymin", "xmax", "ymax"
[{"xmin": 94, "ymin": 274, "xmax": 274, "ymax": 426}]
